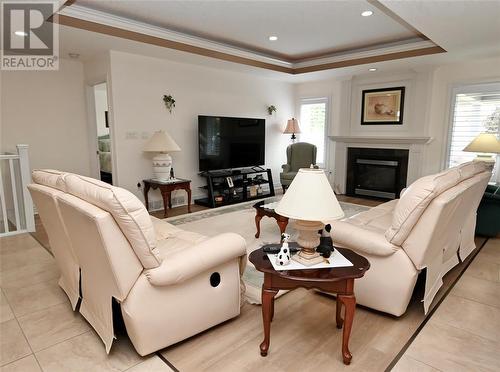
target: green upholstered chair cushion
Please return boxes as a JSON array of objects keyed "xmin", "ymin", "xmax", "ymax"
[
  {"xmin": 288, "ymin": 143, "xmax": 317, "ymax": 171},
  {"xmin": 280, "ymin": 142, "xmax": 317, "ymax": 187}
]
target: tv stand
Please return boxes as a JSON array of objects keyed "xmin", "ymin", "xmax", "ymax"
[{"xmin": 195, "ymin": 168, "xmax": 275, "ymax": 208}]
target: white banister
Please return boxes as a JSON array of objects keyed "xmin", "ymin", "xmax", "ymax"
[
  {"xmin": 0, "ymin": 144, "xmax": 35, "ymax": 236},
  {"xmin": 0, "ymin": 169, "xmax": 8, "ymax": 233},
  {"xmin": 17, "ymin": 145, "xmax": 35, "ymax": 233},
  {"xmin": 9, "ymin": 159, "xmax": 21, "ymax": 231}
]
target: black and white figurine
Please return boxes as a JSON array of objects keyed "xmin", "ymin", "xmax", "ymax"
[
  {"xmin": 317, "ymin": 224, "xmax": 334, "ymax": 258},
  {"xmin": 276, "ymin": 233, "xmax": 291, "ymax": 266}
]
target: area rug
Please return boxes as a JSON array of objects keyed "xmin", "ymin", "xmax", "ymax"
[{"xmin": 166, "ymin": 199, "xmax": 369, "ymax": 304}]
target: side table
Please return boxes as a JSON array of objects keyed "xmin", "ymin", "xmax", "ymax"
[
  {"xmin": 143, "ymin": 178, "xmax": 192, "ymax": 217},
  {"xmin": 248, "ymin": 246, "xmax": 370, "ymax": 365}
]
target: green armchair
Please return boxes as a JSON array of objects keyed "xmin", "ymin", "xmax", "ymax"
[
  {"xmin": 280, "ymin": 142, "xmax": 317, "ymax": 190},
  {"xmin": 475, "ymin": 183, "xmax": 500, "ymax": 237}
]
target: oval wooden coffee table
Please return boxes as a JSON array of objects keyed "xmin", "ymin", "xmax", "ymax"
[{"xmin": 249, "ymin": 246, "xmax": 370, "ymax": 365}]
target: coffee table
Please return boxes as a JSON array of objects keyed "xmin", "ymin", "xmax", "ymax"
[
  {"xmin": 253, "ymin": 200, "xmax": 289, "ymax": 238},
  {"xmin": 249, "ymin": 246, "xmax": 370, "ymax": 365}
]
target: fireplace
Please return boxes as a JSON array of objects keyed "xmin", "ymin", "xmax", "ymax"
[{"xmin": 346, "ymin": 148, "xmax": 409, "ymax": 199}]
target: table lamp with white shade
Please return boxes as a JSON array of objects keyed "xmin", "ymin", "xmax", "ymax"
[
  {"xmin": 284, "ymin": 118, "xmax": 301, "ymax": 142},
  {"xmin": 463, "ymin": 133, "xmax": 500, "ymax": 163},
  {"xmin": 275, "ymin": 168, "xmax": 344, "ymax": 266},
  {"xmin": 143, "ymin": 130, "xmax": 181, "ymax": 181}
]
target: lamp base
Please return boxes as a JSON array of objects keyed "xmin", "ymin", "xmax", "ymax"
[
  {"xmin": 152, "ymin": 153, "xmax": 172, "ymax": 181},
  {"xmin": 292, "ymin": 220, "xmax": 325, "ymax": 267}
]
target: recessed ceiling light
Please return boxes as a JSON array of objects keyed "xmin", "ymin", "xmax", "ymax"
[
  {"xmin": 361, "ymin": 10, "xmax": 373, "ymax": 17},
  {"xmin": 368, "ymin": 68, "xmax": 377, "ymax": 72},
  {"xmin": 269, "ymin": 36, "xmax": 278, "ymax": 41},
  {"xmin": 14, "ymin": 30, "xmax": 27, "ymax": 37}
]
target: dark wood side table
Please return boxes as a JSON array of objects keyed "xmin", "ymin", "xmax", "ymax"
[
  {"xmin": 143, "ymin": 179, "xmax": 192, "ymax": 217},
  {"xmin": 253, "ymin": 200, "xmax": 289, "ymax": 238},
  {"xmin": 249, "ymin": 246, "xmax": 370, "ymax": 365}
]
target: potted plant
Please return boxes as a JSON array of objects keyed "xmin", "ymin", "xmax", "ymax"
[
  {"xmin": 267, "ymin": 105, "xmax": 277, "ymax": 115},
  {"xmin": 163, "ymin": 95, "xmax": 176, "ymax": 113}
]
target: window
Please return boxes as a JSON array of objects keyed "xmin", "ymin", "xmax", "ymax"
[
  {"xmin": 447, "ymin": 83, "xmax": 500, "ymax": 170},
  {"xmin": 299, "ymin": 98, "xmax": 328, "ymax": 165}
]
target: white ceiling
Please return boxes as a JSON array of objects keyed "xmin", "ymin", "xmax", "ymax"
[
  {"xmin": 75, "ymin": 0, "xmax": 422, "ymax": 60},
  {"xmin": 381, "ymin": 0, "xmax": 500, "ymax": 58},
  {"xmin": 58, "ymin": 0, "xmax": 500, "ymax": 82}
]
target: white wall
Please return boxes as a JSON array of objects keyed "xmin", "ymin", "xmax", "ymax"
[
  {"xmin": 108, "ymin": 50, "xmax": 294, "ymax": 206},
  {"xmin": 1, "ymin": 59, "xmax": 91, "ymax": 175},
  {"xmin": 424, "ymin": 56, "xmax": 500, "ymax": 175},
  {"xmin": 294, "ymin": 56, "xmax": 500, "ymax": 190}
]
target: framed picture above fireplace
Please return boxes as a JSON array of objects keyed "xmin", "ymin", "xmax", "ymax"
[{"xmin": 361, "ymin": 87, "xmax": 405, "ymax": 125}]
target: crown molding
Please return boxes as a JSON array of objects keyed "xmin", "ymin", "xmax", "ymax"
[
  {"xmin": 58, "ymin": 3, "xmax": 446, "ymax": 75},
  {"xmin": 59, "ymin": 4, "xmax": 293, "ymax": 69}
]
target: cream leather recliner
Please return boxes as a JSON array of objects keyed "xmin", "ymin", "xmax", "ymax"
[
  {"xmin": 29, "ymin": 170, "xmax": 247, "ymax": 356},
  {"xmin": 329, "ymin": 161, "xmax": 491, "ymax": 316}
]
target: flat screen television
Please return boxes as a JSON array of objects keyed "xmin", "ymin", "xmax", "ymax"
[{"xmin": 198, "ymin": 115, "xmax": 265, "ymax": 171}]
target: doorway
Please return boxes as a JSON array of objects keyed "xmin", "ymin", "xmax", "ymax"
[{"xmin": 93, "ymin": 83, "xmax": 112, "ymax": 184}]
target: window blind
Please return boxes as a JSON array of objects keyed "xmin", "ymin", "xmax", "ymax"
[
  {"xmin": 448, "ymin": 88, "xmax": 500, "ymax": 168},
  {"xmin": 300, "ymin": 98, "xmax": 328, "ymax": 164}
]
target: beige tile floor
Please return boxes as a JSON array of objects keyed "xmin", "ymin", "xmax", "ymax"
[
  {"xmin": 1, "ymin": 231, "xmax": 499, "ymax": 372},
  {"xmin": 0, "ymin": 234, "xmax": 173, "ymax": 372},
  {"xmin": 392, "ymin": 238, "xmax": 500, "ymax": 371}
]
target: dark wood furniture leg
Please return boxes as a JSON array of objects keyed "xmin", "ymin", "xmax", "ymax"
[
  {"xmin": 277, "ymin": 217, "xmax": 288, "ymax": 235},
  {"xmin": 187, "ymin": 187, "xmax": 192, "ymax": 213},
  {"xmin": 336, "ymin": 296, "xmax": 343, "ymax": 329},
  {"xmin": 338, "ymin": 291, "xmax": 356, "ymax": 365},
  {"xmin": 255, "ymin": 212, "xmax": 263, "ymax": 238},
  {"xmin": 161, "ymin": 191, "xmax": 169, "ymax": 218},
  {"xmin": 143, "ymin": 183, "xmax": 151, "ymax": 212},
  {"xmin": 260, "ymin": 284, "xmax": 278, "ymax": 356},
  {"xmin": 168, "ymin": 191, "xmax": 173, "ymax": 209}
]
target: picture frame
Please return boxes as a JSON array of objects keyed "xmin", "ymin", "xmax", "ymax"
[{"xmin": 361, "ymin": 87, "xmax": 405, "ymax": 125}]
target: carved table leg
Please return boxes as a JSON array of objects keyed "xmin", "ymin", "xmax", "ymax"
[
  {"xmin": 277, "ymin": 217, "xmax": 289, "ymax": 235},
  {"xmin": 168, "ymin": 191, "xmax": 173, "ymax": 209},
  {"xmin": 162, "ymin": 192, "xmax": 169, "ymax": 218},
  {"xmin": 255, "ymin": 213, "xmax": 263, "ymax": 238},
  {"xmin": 336, "ymin": 296, "xmax": 343, "ymax": 329},
  {"xmin": 187, "ymin": 187, "xmax": 192, "ymax": 213},
  {"xmin": 143, "ymin": 183, "xmax": 150, "ymax": 212},
  {"xmin": 338, "ymin": 294, "xmax": 356, "ymax": 365},
  {"xmin": 260, "ymin": 287, "xmax": 278, "ymax": 356}
]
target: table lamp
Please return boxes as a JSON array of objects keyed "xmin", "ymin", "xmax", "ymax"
[
  {"xmin": 463, "ymin": 133, "xmax": 500, "ymax": 163},
  {"xmin": 275, "ymin": 168, "xmax": 344, "ymax": 266},
  {"xmin": 284, "ymin": 118, "xmax": 301, "ymax": 142},
  {"xmin": 143, "ymin": 130, "xmax": 181, "ymax": 181}
]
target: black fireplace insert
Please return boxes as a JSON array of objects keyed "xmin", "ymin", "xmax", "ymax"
[{"xmin": 346, "ymin": 148, "xmax": 409, "ymax": 199}]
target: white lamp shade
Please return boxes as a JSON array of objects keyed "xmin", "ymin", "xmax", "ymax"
[
  {"xmin": 276, "ymin": 168, "xmax": 344, "ymax": 222},
  {"xmin": 284, "ymin": 118, "xmax": 301, "ymax": 134},
  {"xmin": 143, "ymin": 130, "xmax": 181, "ymax": 153},
  {"xmin": 463, "ymin": 133, "xmax": 500, "ymax": 153}
]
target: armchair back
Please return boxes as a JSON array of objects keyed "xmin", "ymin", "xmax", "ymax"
[{"xmin": 286, "ymin": 142, "xmax": 317, "ymax": 171}]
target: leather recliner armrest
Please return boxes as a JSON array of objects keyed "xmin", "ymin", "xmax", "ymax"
[
  {"xmin": 144, "ymin": 233, "xmax": 246, "ymax": 286},
  {"xmin": 330, "ymin": 220, "xmax": 399, "ymax": 257}
]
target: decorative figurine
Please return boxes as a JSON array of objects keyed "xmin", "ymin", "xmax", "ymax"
[
  {"xmin": 317, "ymin": 225, "xmax": 334, "ymax": 258},
  {"xmin": 276, "ymin": 233, "xmax": 291, "ymax": 266}
]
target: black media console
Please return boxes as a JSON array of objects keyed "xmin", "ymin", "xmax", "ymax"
[{"xmin": 195, "ymin": 167, "xmax": 275, "ymax": 208}]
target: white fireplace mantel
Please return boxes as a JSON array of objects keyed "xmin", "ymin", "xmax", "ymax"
[
  {"xmin": 329, "ymin": 135, "xmax": 433, "ymax": 145},
  {"xmin": 328, "ymin": 135, "xmax": 433, "ymax": 194}
]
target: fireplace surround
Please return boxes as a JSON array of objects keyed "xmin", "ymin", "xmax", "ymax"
[{"xmin": 346, "ymin": 147, "xmax": 409, "ymax": 199}]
